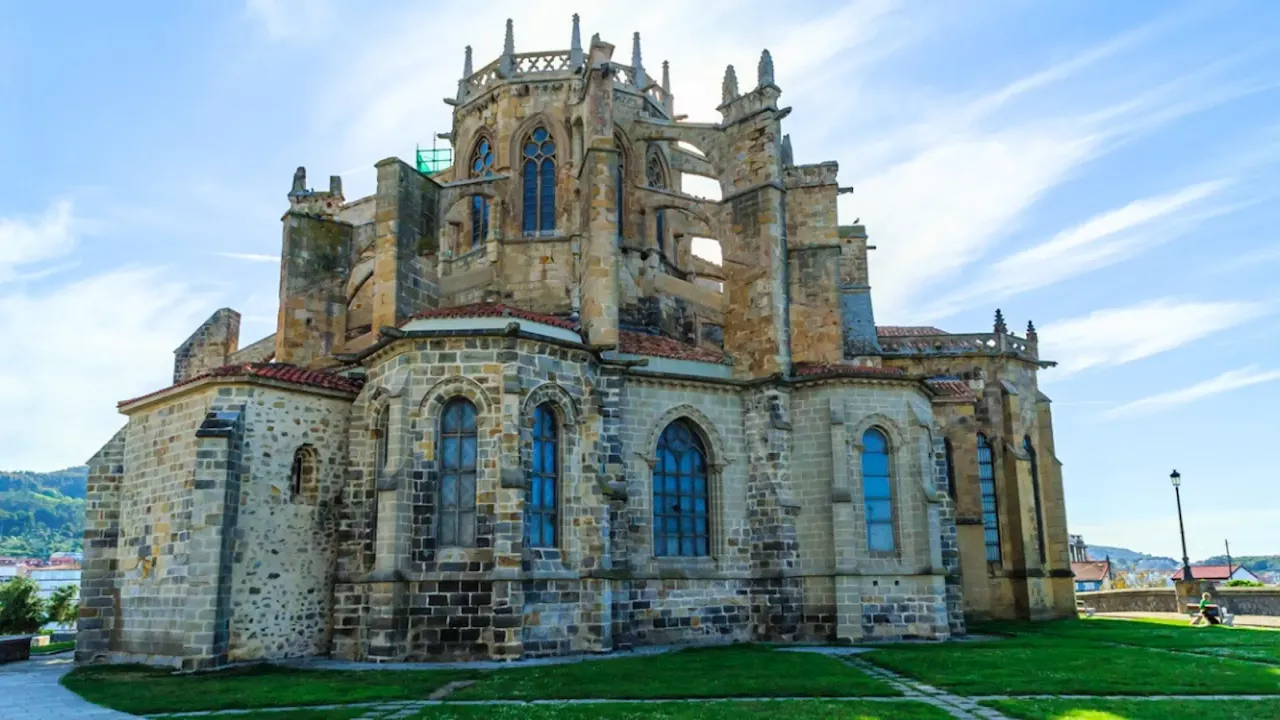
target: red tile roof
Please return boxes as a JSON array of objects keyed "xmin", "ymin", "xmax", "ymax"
[
  {"xmin": 792, "ymin": 362, "xmax": 907, "ymax": 378},
  {"xmin": 1072, "ymin": 560, "xmax": 1111, "ymax": 582},
  {"xmin": 618, "ymin": 331, "xmax": 728, "ymax": 364},
  {"xmin": 877, "ymin": 326, "xmax": 948, "ymax": 337},
  {"xmin": 119, "ymin": 363, "xmax": 364, "ymax": 408},
  {"xmin": 924, "ymin": 377, "xmax": 977, "ymax": 401},
  {"xmin": 406, "ymin": 303, "xmax": 579, "ymax": 331},
  {"xmin": 1171, "ymin": 565, "xmax": 1250, "ymax": 581}
]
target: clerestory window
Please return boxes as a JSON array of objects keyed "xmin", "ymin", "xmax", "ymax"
[
  {"xmin": 862, "ymin": 428, "xmax": 895, "ymax": 552},
  {"xmin": 526, "ymin": 403, "xmax": 559, "ymax": 548},
  {"xmin": 521, "ymin": 127, "xmax": 556, "ymax": 235},
  {"xmin": 438, "ymin": 398, "xmax": 478, "ymax": 547},
  {"xmin": 978, "ymin": 433, "xmax": 1001, "ymax": 563},
  {"xmin": 653, "ymin": 420, "xmax": 709, "ymax": 557},
  {"xmin": 469, "ymin": 138, "xmax": 494, "ymax": 250}
]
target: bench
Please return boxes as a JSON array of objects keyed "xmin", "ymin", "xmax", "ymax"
[
  {"xmin": 1076, "ymin": 599, "xmax": 1096, "ymax": 618},
  {"xmin": 1187, "ymin": 603, "xmax": 1235, "ymax": 626},
  {"xmin": 0, "ymin": 636, "xmax": 32, "ymax": 664}
]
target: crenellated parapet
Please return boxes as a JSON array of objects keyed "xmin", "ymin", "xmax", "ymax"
[{"xmin": 289, "ymin": 167, "xmax": 345, "ymax": 217}]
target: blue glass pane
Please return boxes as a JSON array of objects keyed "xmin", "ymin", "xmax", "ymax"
[
  {"xmin": 694, "ymin": 497, "xmax": 706, "ymax": 514},
  {"xmin": 461, "ymin": 473, "xmax": 476, "ymax": 508},
  {"xmin": 869, "ymin": 523, "xmax": 895, "ymax": 552},
  {"xmin": 542, "ymin": 141, "xmax": 555, "ymax": 155},
  {"xmin": 542, "ymin": 517, "xmax": 554, "ymax": 545},
  {"xmin": 472, "ymin": 159, "xmax": 482, "ymax": 173},
  {"xmin": 543, "ymin": 478, "xmax": 555, "ymax": 507},
  {"xmin": 679, "ymin": 451, "xmax": 693, "ymax": 475},
  {"xmin": 461, "ymin": 402, "xmax": 476, "ymax": 428},
  {"xmin": 441, "ymin": 473, "xmax": 457, "ymax": 506},
  {"xmin": 539, "ymin": 159, "xmax": 556, "ymax": 232},
  {"xmin": 863, "ymin": 475, "xmax": 890, "ymax": 498},
  {"xmin": 443, "ymin": 404, "xmax": 459, "ymax": 432},
  {"xmin": 533, "ymin": 127, "xmax": 548, "ymax": 142},
  {"xmin": 461, "ymin": 437, "xmax": 476, "ymax": 470},
  {"xmin": 863, "ymin": 429, "xmax": 887, "ymax": 453},
  {"xmin": 532, "ymin": 442, "xmax": 543, "ymax": 473},
  {"xmin": 524, "ymin": 143, "xmax": 538, "ymax": 157},
  {"xmin": 666, "ymin": 536, "xmax": 679, "ymax": 556},
  {"xmin": 695, "ymin": 517, "xmax": 707, "ymax": 535},
  {"xmin": 679, "ymin": 516, "xmax": 693, "ymax": 534},
  {"xmin": 664, "ymin": 475, "xmax": 677, "ymax": 494},
  {"xmin": 439, "ymin": 513, "xmax": 456, "ymax": 545},
  {"xmin": 862, "ymin": 452, "xmax": 889, "ymax": 477},
  {"xmin": 442, "ymin": 437, "xmax": 459, "ymax": 469},
  {"xmin": 693, "ymin": 477, "xmax": 705, "ymax": 496},
  {"xmin": 866, "ymin": 499, "xmax": 893, "ymax": 522},
  {"xmin": 543, "ymin": 444, "xmax": 555, "ymax": 473},
  {"xmin": 680, "ymin": 538, "xmax": 694, "ymax": 556},
  {"xmin": 523, "ymin": 160, "xmax": 538, "ymax": 232},
  {"xmin": 665, "ymin": 516, "xmax": 678, "ymax": 533},
  {"xmin": 678, "ymin": 495, "xmax": 692, "ymax": 513},
  {"xmin": 678, "ymin": 475, "xmax": 692, "ymax": 495},
  {"xmin": 479, "ymin": 140, "xmax": 489, "ymax": 155},
  {"xmin": 663, "ymin": 450, "xmax": 677, "ymax": 473}
]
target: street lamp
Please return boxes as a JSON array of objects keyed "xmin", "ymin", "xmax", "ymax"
[{"xmin": 1171, "ymin": 470, "xmax": 1193, "ymax": 581}]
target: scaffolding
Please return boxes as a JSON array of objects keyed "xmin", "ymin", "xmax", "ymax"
[{"xmin": 416, "ymin": 134, "xmax": 453, "ymax": 175}]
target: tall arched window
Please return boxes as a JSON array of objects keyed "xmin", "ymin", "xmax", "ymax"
[
  {"xmin": 521, "ymin": 126, "xmax": 556, "ymax": 234},
  {"xmin": 615, "ymin": 135, "xmax": 627, "ymax": 244},
  {"xmin": 374, "ymin": 406, "xmax": 390, "ymax": 477},
  {"xmin": 469, "ymin": 138, "xmax": 494, "ymax": 249},
  {"xmin": 862, "ymin": 428, "xmax": 894, "ymax": 552},
  {"xmin": 1024, "ymin": 435, "xmax": 1047, "ymax": 564},
  {"xmin": 653, "ymin": 420, "xmax": 709, "ymax": 557},
  {"xmin": 977, "ymin": 433, "xmax": 1001, "ymax": 563},
  {"xmin": 943, "ymin": 438, "xmax": 956, "ymax": 499},
  {"xmin": 526, "ymin": 403, "xmax": 559, "ymax": 548},
  {"xmin": 646, "ymin": 147, "xmax": 668, "ymax": 254},
  {"xmin": 438, "ymin": 398, "xmax": 478, "ymax": 547},
  {"xmin": 290, "ymin": 445, "xmax": 317, "ymax": 501}
]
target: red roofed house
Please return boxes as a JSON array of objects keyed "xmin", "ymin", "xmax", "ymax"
[
  {"xmin": 78, "ymin": 18, "xmax": 1073, "ymax": 673},
  {"xmin": 1071, "ymin": 560, "xmax": 1114, "ymax": 593},
  {"xmin": 1171, "ymin": 565, "xmax": 1261, "ymax": 583}
]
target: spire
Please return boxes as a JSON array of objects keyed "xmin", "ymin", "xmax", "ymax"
[
  {"xmin": 499, "ymin": 18, "xmax": 515, "ymax": 77},
  {"xmin": 463, "ymin": 45, "xmax": 473, "ymax": 77},
  {"xmin": 758, "ymin": 49, "xmax": 774, "ymax": 87},
  {"xmin": 994, "ymin": 308, "xmax": 1007, "ymax": 335},
  {"xmin": 722, "ymin": 64, "xmax": 739, "ymax": 104},
  {"xmin": 1026, "ymin": 319, "xmax": 1037, "ymax": 341},
  {"xmin": 569, "ymin": 14, "xmax": 583, "ymax": 69},
  {"xmin": 631, "ymin": 32, "xmax": 646, "ymax": 88},
  {"xmin": 661, "ymin": 60, "xmax": 670, "ymax": 92},
  {"xmin": 457, "ymin": 45, "xmax": 474, "ymax": 100},
  {"xmin": 781, "ymin": 134, "xmax": 793, "ymax": 167}
]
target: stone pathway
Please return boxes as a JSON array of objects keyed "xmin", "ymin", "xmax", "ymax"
[
  {"xmin": 0, "ymin": 655, "xmax": 136, "ymax": 720},
  {"xmin": 839, "ymin": 655, "xmax": 1010, "ymax": 719}
]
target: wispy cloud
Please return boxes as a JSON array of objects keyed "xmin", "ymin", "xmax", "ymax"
[
  {"xmin": 244, "ymin": 0, "xmax": 333, "ymax": 41},
  {"xmin": 0, "ymin": 199, "xmax": 76, "ymax": 283},
  {"xmin": 1103, "ymin": 365, "xmax": 1280, "ymax": 420},
  {"xmin": 216, "ymin": 252, "xmax": 279, "ymax": 263},
  {"xmin": 923, "ymin": 180, "xmax": 1232, "ymax": 317},
  {"xmin": 1038, "ymin": 298, "xmax": 1270, "ymax": 377}
]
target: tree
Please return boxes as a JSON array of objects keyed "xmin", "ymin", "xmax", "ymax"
[
  {"xmin": 0, "ymin": 577, "xmax": 46, "ymax": 634},
  {"xmin": 45, "ymin": 584, "xmax": 78, "ymax": 626}
]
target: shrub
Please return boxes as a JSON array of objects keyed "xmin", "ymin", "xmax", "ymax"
[
  {"xmin": 46, "ymin": 584, "xmax": 78, "ymax": 626},
  {"xmin": 0, "ymin": 576, "xmax": 46, "ymax": 634},
  {"xmin": 1224, "ymin": 579, "xmax": 1264, "ymax": 588}
]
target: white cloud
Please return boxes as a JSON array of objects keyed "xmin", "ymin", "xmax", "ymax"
[
  {"xmin": 0, "ymin": 200, "xmax": 76, "ymax": 283},
  {"xmin": 216, "ymin": 252, "xmax": 279, "ymax": 263},
  {"xmin": 1038, "ymin": 298, "xmax": 1270, "ymax": 377},
  {"xmin": 244, "ymin": 0, "xmax": 332, "ymax": 41},
  {"xmin": 923, "ymin": 180, "xmax": 1231, "ymax": 316},
  {"xmin": 1103, "ymin": 365, "xmax": 1280, "ymax": 420}
]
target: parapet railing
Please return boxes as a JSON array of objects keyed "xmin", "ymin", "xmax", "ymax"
[
  {"xmin": 879, "ymin": 332, "xmax": 1039, "ymax": 361},
  {"xmin": 461, "ymin": 50, "xmax": 671, "ymax": 118}
]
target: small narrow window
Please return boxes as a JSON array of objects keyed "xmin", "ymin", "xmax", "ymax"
[
  {"xmin": 438, "ymin": 398, "xmax": 478, "ymax": 547},
  {"xmin": 374, "ymin": 407, "xmax": 390, "ymax": 476},
  {"xmin": 291, "ymin": 445, "xmax": 318, "ymax": 503},
  {"xmin": 291, "ymin": 451, "xmax": 304, "ymax": 498},
  {"xmin": 614, "ymin": 142, "xmax": 626, "ymax": 244},
  {"xmin": 978, "ymin": 433, "xmax": 1001, "ymax": 563},
  {"xmin": 653, "ymin": 420, "xmax": 710, "ymax": 557},
  {"xmin": 469, "ymin": 139, "xmax": 494, "ymax": 249},
  {"xmin": 521, "ymin": 126, "xmax": 556, "ymax": 234},
  {"xmin": 862, "ymin": 428, "xmax": 894, "ymax": 552},
  {"xmin": 526, "ymin": 403, "xmax": 559, "ymax": 547},
  {"xmin": 943, "ymin": 438, "xmax": 956, "ymax": 499},
  {"xmin": 646, "ymin": 147, "xmax": 668, "ymax": 254},
  {"xmin": 1025, "ymin": 435, "xmax": 1047, "ymax": 565}
]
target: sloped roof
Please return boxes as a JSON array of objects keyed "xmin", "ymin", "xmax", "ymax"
[
  {"xmin": 406, "ymin": 303, "xmax": 578, "ymax": 331},
  {"xmin": 618, "ymin": 331, "xmax": 728, "ymax": 364},
  {"xmin": 119, "ymin": 363, "xmax": 364, "ymax": 408},
  {"xmin": 1171, "ymin": 565, "xmax": 1253, "ymax": 581},
  {"xmin": 924, "ymin": 377, "xmax": 977, "ymax": 401},
  {"xmin": 1072, "ymin": 560, "xmax": 1111, "ymax": 582}
]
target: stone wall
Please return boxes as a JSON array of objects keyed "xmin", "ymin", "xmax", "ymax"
[
  {"xmin": 1080, "ymin": 587, "xmax": 1280, "ymax": 616},
  {"xmin": 173, "ymin": 308, "xmax": 240, "ymax": 382}
]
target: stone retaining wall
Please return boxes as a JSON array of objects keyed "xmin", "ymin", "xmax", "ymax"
[{"xmin": 1078, "ymin": 587, "xmax": 1280, "ymax": 616}]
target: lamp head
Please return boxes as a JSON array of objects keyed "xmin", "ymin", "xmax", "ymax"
[{"xmin": 1170, "ymin": 469, "xmax": 1181, "ymax": 487}]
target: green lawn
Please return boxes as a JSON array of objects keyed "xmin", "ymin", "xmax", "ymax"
[
  {"xmin": 29, "ymin": 641, "xmax": 75, "ymax": 655},
  {"xmin": 452, "ymin": 645, "xmax": 898, "ymax": 700},
  {"xmin": 973, "ymin": 617, "xmax": 1280, "ymax": 649},
  {"xmin": 213, "ymin": 700, "xmax": 952, "ymax": 720},
  {"xmin": 61, "ymin": 663, "xmax": 476, "ymax": 715},
  {"xmin": 989, "ymin": 698, "xmax": 1280, "ymax": 720}
]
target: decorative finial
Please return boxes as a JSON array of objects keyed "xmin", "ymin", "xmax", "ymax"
[
  {"xmin": 1026, "ymin": 320, "xmax": 1037, "ymax": 341},
  {"xmin": 661, "ymin": 60, "xmax": 670, "ymax": 92},
  {"xmin": 291, "ymin": 167, "xmax": 306, "ymax": 195},
  {"xmin": 504, "ymin": 18, "xmax": 515, "ymax": 55},
  {"xmin": 781, "ymin": 134, "xmax": 793, "ymax": 167},
  {"xmin": 631, "ymin": 32, "xmax": 646, "ymax": 88},
  {"xmin": 758, "ymin": 49, "xmax": 774, "ymax": 87},
  {"xmin": 722, "ymin": 64, "xmax": 739, "ymax": 104},
  {"xmin": 463, "ymin": 45, "xmax": 473, "ymax": 77},
  {"xmin": 329, "ymin": 175, "xmax": 342, "ymax": 197},
  {"xmin": 994, "ymin": 308, "xmax": 1007, "ymax": 335},
  {"xmin": 569, "ymin": 15, "xmax": 584, "ymax": 69},
  {"xmin": 591, "ymin": 32, "xmax": 601, "ymax": 45}
]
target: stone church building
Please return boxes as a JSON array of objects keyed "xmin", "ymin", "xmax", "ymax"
[{"xmin": 77, "ymin": 17, "xmax": 1075, "ymax": 671}]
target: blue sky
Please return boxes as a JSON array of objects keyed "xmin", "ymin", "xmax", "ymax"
[{"xmin": 1, "ymin": 0, "xmax": 1277, "ymax": 562}]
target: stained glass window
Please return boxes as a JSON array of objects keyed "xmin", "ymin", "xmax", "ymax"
[
  {"xmin": 653, "ymin": 420, "xmax": 709, "ymax": 557},
  {"xmin": 978, "ymin": 433, "xmax": 1001, "ymax": 563},
  {"xmin": 526, "ymin": 403, "xmax": 558, "ymax": 548},
  {"xmin": 1025, "ymin": 435, "xmax": 1047, "ymax": 565},
  {"xmin": 469, "ymin": 139, "xmax": 494, "ymax": 249},
  {"xmin": 438, "ymin": 398, "xmax": 478, "ymax": 547},
  {"xmin": 862, "ymin": 428, "xmax": 894, "ymax": 552},
  {"xmin": 646, "ymin": 148, "xmax": 667, "ymax": 253},
  {"xmin": 521, "ymin": 127, "xmax": 556, "ymax": 234}
]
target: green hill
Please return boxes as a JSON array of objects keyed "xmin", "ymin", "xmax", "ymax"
[
  {"xmin": 1200, "ymin": 555, "xmax": 1280, "ymax": 573},
  {"xmin": 0, "ymin": 466, "xmax": 87, "ymax": 558}
]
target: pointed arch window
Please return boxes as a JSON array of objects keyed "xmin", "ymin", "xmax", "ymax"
[
  {"xmin": 615, "ymin": 135, "xmax": 627, "ymax": 244},
  {"xmin": 438, "ymin": 398, "xmax": 478, "ymax": 547},
  {"xmin": 1024, "ymin": 435, "xmax": 1047, "ymax": 564},
  {"xmin": 469, "ymin": 138, "xmax": 494, "ymax": 250},
  {"xmin": 862, "ymin": 428, "xmax": 895, "ymax": 552},
  {"xmin": 646, "ymin": 147, "xmax": 668, "ymax": 254},
  {"xmin": 521, "ymin": 127, "xmax": 556, "ymax": 235},
  {"xmin": 943, "ymin": 438, "xmax": 956, "ymax": 499},
  {"xmin": 374, "ymin": 406, "xmax": 390, "ymax": 477},
  {"xmin": 653, "ymin": 420, "xmax": 709, "ymax": 557},
  {"xmin": 526, "ymin": 403, "xmax": 559, "ymax": 548},
  {"xmin": 977, "ymin": 433, "xmax": 1001, "ymax": 563}
]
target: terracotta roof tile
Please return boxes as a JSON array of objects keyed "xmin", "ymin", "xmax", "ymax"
[
  {"xmin": 119, "ymin": 363, "xmax": 364, "ymax": 408},
  {"xmin": 406, "ymin": 303, "xmax": 578, "ymax": 331},
  {"xmin": 1071, "ymin": 560, "xmax": 1111, "ymax": 582},
  {"xmin": 792, "ymin": 362, "xmax": 907, "ymax": 378},
  {"xmin": 618, "ymin": 331, "xmax": 728, "ymax": 364},
  {"xmin": 877, "ymin": 326, "xmax": 948, "ymax": 337},
  {"xmin": 1171, "ymin": 565, "xmax": 1246, "ymax": 581},
  {"xmin": 924, "ymin": 377, "xmax": 977, "ymax": 401}
]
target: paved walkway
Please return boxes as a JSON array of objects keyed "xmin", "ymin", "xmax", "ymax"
[
  {"xmin": 0, "ymin": 654, "xmax": 136, "ymax": 720},
  {"xmin": 1095, "ymin": 611, "xmax": 1280, "ymax": 628}
]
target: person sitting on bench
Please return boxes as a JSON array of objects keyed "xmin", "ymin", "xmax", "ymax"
[{"xmin": 1191, "ymin": 592, "xmax": 1222, "ymax": 626}]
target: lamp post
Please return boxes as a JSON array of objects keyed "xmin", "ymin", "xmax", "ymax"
[{"xmin": 1171, "ymin": 470, "xmax": 1193, "ymax": 581}]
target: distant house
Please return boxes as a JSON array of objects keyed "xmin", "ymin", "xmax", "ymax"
[
  {"xmin": 1170, "ymin": 565, "xmax": 1261, "ymax": 583},
  {"xmin": 1072, "ymin": 560, "xmax": 1113, "ymax": 592},
  {"xmin": 24, "ymin": 565, "xmax": 81, "ymax": 600}
]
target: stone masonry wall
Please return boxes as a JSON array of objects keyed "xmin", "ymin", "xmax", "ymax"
[
  {"xmin": 173, "ymin": 308, "xmax": 240, "ymax": 383},
  {"xmin": 77, "ymin": 426, "xmax": 127, "ymax": 664}
]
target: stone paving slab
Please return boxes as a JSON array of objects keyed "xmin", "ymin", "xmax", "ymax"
[{"xmin": 0, "ymin": 656, "xmax": 137, "ymax": 720}]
